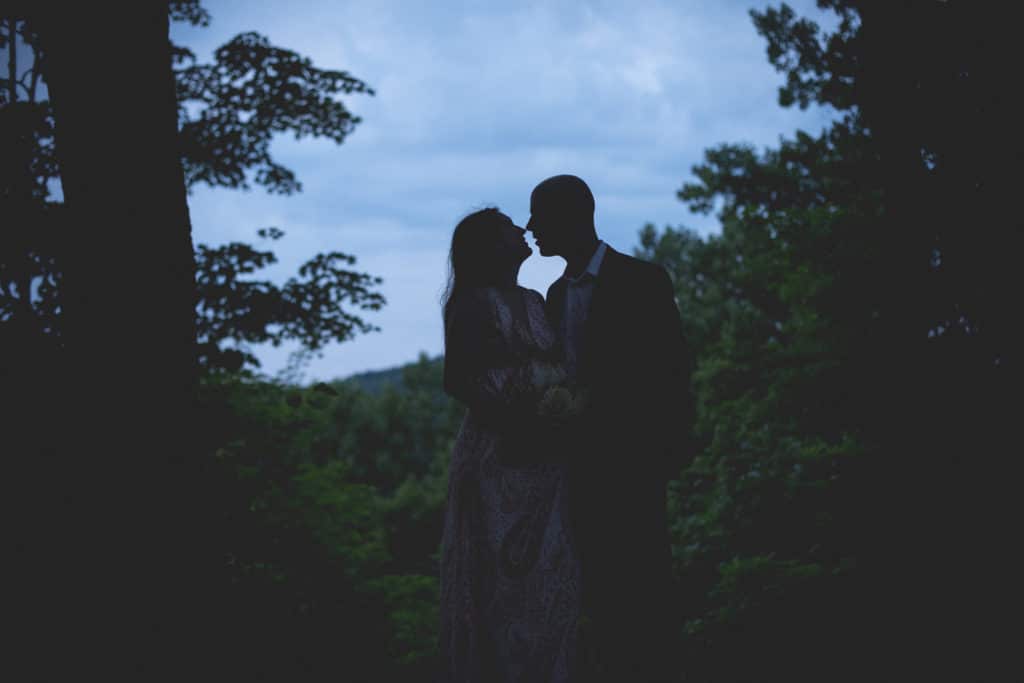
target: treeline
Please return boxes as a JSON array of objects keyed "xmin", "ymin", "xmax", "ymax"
[{"xmin": 195, "ymin": 354, "xmax": 458, "ymax": 681}]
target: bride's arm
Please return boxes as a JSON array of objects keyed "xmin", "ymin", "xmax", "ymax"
[{"xmin": 443, "ymin": 289, "xmax": 565, "ymax": 431}]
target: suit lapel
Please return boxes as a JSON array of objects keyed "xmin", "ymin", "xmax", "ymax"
[
  {"xmin": 546, "ymin": 278, "xmax": 567, "ymax": 333},
  {"xmin": 579, "ymin": 246, "xmax": 621, "ymax": 381}
]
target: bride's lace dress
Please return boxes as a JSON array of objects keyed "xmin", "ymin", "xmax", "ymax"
[{"xmin": 439, "ymin": 286, "xmax": 582, "ymax": 683}]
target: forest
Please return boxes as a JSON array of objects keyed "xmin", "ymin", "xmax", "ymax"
[{"xmin": 3, "ymin": 1, "xmax": 1018, "ymax": 681}]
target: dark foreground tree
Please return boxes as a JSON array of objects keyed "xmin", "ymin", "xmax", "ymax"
[
  {"xmin": 15, "ymin": 3, "xmax": 200, "ymax": 680},
  {"xmin": 1, "ymin": 1, "xmax": 382, "ymax": 377},
  {"xmin": 5, "ymin": 3, "xmax": 384, "ymax": 679},
  {"xmin": 640, "ymin": 1, "xmax": 1020, "ymax": 679}
]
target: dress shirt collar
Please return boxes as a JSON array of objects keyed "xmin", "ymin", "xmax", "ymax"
[{"xmin": 563, "ymin": 240, "xmax": 607, "ymax": 283}]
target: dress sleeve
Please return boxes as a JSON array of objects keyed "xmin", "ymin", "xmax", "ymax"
[{"xmin": 443, "ymin": 289, "xmax": 566, "ymax": 432}]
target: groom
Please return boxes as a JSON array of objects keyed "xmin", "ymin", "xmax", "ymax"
[{"xmin": 527, "ymin": 175, "xmax": 695, "ymax": 682}]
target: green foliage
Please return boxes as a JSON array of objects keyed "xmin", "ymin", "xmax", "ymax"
[
  {"xmin": 368, "ymin": 574, "xmax": 442, "ymax": 668},
  {"xmin": 286, "ymin": 460, "xmax": 389, "ymax": 578},
  {"xmin": 641, "ymin": 207, "xmax": 862, "ymax": 679},
  {"xmin": 328, "ymin": 354, "xmax": 462, "ymax": 492},
  {"xmin": 638, "ymin": 1, "xmax": 1018, "ymax": 679},
  {"xmin": 197, "ymin": 355, "xmax": 460, "ymax": 680},
  {"xmin": 380, "ymin": 447, "xmax": 450, "ymax": 576}
]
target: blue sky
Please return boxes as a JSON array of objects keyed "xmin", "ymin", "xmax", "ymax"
[{"xmin": 171, "ymin": 0, "xmax": 836, "ymax": 383}]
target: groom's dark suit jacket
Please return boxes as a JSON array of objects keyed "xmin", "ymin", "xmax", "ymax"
[{"xmin": 546, "ymin": 245, "xmax": 695, "ymax": 679}]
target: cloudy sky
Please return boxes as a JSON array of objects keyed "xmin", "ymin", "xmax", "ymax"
[{"xmin": 171, "ymin": 0, "xmax": 836, "ymax": 383}]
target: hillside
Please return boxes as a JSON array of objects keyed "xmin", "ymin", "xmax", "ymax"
[{"xmin": 340, "ymin": 354, "xmax": 443, "ymax": 394}]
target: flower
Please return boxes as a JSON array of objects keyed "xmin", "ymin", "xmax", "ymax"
[
  {"xmin": 530, "ymin": 362, "xmax": 568, "ymax": 391},
  {"xmin": 538, "ymin": 385, "xmax": 588, "ymax": 420},
  {"xmin": 538, "ymin": 386, "xmax": 574, "ymax": 418}
]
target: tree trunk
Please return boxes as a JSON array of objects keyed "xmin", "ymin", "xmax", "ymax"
[
  {"xmin": 27, "ymin": 4, "xmax": 202, "ymax": 679},
  {"xmin": 856, "ymin": 4, "xmax": 1018, "ymax": 678}
]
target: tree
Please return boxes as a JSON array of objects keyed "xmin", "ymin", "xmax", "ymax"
[
  {"xmin": 1, "ymin": 0, "xmax": 383, "ymax": 376},
  {"xmin": 194, "ymin": 355, "xmax": 459, "ymax": 681},
  {"xmin": 20, "ymin": 3, "xmax": 200, "ymax": 680},
  {"xmin": 0, "ymin": 15, "xmax": 61, "ymax": 350},
  {"xmin": 173, "ymin": 26, "xmax": 373, "ymax": 196},
  {"xmin": 638, "ymin": 1, "xmax": 1020, "ymax": 678},
  {"xmin": 3, "ymin": 2, "xmax": 382, "ymax": 678},
  {"xmin": 636, "ymin": 129, "xmax": 868, "ymax": 680},
  {"xmin": 171, "ymin": 0, "xmax": 384, "ymax": 372},
  {"xmin": 195, "ymin": 227, "xmax": 384, "ymax": 373}
]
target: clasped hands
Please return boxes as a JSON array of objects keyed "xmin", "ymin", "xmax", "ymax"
[{"xmin": 531, "ymin": 363, "xmax": 588, "ymax": 429}]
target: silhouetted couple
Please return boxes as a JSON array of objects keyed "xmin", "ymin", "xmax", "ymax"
[{"xmin": 439, "ymin": 175, "xmax": 693, "ymax": 682}]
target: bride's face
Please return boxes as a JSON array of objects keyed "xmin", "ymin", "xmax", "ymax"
[{"xmin": 494, "ymin": 214, "xmax": 532, "ymax": 265}]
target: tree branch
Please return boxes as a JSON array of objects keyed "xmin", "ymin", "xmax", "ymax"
[
  {"xmin": 7, "ymin": 17, "xmax": 17, "ymax": 104},
  {"xmin": 27, "ymin": 64, "xmax": 39, "ymax": 103}
]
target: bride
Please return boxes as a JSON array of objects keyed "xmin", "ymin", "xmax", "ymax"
[{"xmin": 438, "ymin": 207, "xmax": 584, "ymax": 683}]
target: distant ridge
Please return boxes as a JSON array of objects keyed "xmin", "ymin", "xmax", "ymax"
[{"xmin": 340, "ymin": 354, "xmax": 443, "ymax": 394}]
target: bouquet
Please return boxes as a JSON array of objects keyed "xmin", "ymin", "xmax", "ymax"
[
  {"xmin": 537, "ymin": 382, "xmax": 588, "ymax": 422},
  {"xmin": 529, "ymin": 362, "xmax": 568, "ymax": 391},
  {"xmin": 528, "ymin": 362, "xmax": 588, "ymax": 423}
]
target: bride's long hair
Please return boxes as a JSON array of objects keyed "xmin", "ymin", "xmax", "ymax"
[{"xmin": 440, "ymin": 207, "xmax": 507, "ymax": 327}]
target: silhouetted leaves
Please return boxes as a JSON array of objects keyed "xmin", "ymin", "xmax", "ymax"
[
  {"xmin": 1, "ymin": 17, "xmax": 61, "ymax": 343},
  {"xmin": 751, "ymin": 2, "xmax": 860, "ymax": 111},
  {"xmin": 168, "ymin": 0, "xmax": 210, "ymax": 28},
  {"xmin": 174, "ymin": 31, "xmax": 374, "ymax": 194},
  {"xmin": 195, "ymin": 229, "xmax": 384, "ymax": 372},
  {"xmin": 2, "ymin": 6, "xmax": 381, "ymax": 375}
]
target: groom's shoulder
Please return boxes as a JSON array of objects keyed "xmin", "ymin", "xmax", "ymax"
[
  {"xmin": 604, "ymin": 246, "xmax": 669, "ymax": 288},
  {"xmin": 545, "ymin": 277, "xmax": 566, "ymax": 299}
]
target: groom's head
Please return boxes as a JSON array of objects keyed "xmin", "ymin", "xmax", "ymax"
[{"xmin": 527, "ymin": 174, "xmax": 596, "ymax": 257}]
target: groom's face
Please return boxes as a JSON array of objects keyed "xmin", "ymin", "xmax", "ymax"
[{"xmin": 526, "ymin": 196, "xmax": 565, "ymax": 258}]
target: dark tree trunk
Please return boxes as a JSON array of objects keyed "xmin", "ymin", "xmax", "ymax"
[
  {"xmin": 24, "ymin": 4, "xmax": 203, "ymax": 679},
  {"xmin": 855, "ymin": 4, "xmax": 1018, "ymax": 678}
]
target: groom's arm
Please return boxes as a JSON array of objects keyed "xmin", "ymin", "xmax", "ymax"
[
  {"xmin": 544, "ymin": 279, "xmax": 565, "ymax": 332},
  {"xmin": 640, "ymin": 265, "xmax": 697, "ymax": 476}
]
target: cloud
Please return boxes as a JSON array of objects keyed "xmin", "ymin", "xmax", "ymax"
[{"xmin": 173, "ymin": 0, "xmax": 838, "ymax": 381}]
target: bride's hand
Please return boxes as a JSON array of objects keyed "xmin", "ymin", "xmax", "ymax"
[
  {"xmin": 530, "ymin": 362, "xmax": 568, "ymax": 391},
  {"xmin": 537, "ymin": 385, "xmax": 588, "ymax": 423}
]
